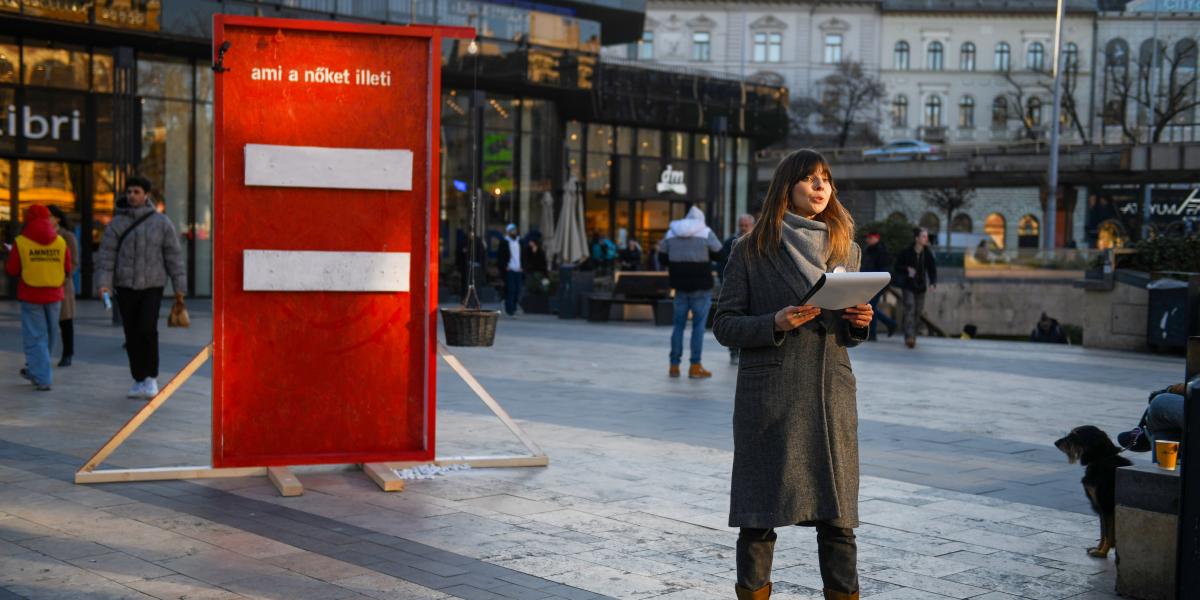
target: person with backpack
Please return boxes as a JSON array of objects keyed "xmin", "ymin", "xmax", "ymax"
[
  {"xmin": 7, "ymin": 205, "xmax": 72, "ymax": 391},
  {"xmin": 94, "ymin": 176, "xmax": 187, "ymax": 399}
]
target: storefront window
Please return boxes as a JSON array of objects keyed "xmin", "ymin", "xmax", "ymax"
[
  {"xmin": 17, "ymin": 160, "xmax": 79, "ymax": 219},
  {"xmin": 0, "ymin": 40, "xmax": 17, "ymax": 84},
  {"xmin": 0, "ymin": 87, "xmax": 13, "ymax": 155},
  {"xmin": 0, "ymin": 161, "xmax": 10, "ymax": 237},
  {"xmin": 520, "ymin": 98, "xmax": 557, "ymax": 239},
  {"xmin": 93, "ymin": 50, "xmax": 112, "ymax": 92},
  {"xmin": 194, "ymin": 101, "xmax": 213, "ymax": 296},
  {"xmin": 668, "ymin": 131, "xmax": 688, "ymax": 160},
  {"xmin": 637, "ymin": 129, "xmax": 661, "ymax": 157},
  {"xmin": 140, "ymin": 98, "xmax": 192, "ymax": 242},
  {"xmin": 693, "ymin": 134, "xmax": 711, "ymax": 162},
  {"xmin": 91, "ymin": 163, "xmax": 115, "ymax": 249},
  {"xmin": 22, "ymin": 42, "xmax": 88, "ymax": 90},
  {"xmin": 138, "ymin": 54, "xmax": 192, "ymax": 100}
]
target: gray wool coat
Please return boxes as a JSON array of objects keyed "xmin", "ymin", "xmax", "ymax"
[
  {"xmin": 713, "ymin": 233, "xmax": 867, "ymax": 530},
  {"xmin": 94, "ymin": 204, "xmax": 188, "ymax": 295}
]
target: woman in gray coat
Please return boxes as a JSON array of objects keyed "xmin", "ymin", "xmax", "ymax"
[
  {"xmin": 48, "ymin": 205, "xmax": 80, "ymax": 367},
  {"xmin": 713, "ymin": 149, "xmax": 873, "ymax": 600}
]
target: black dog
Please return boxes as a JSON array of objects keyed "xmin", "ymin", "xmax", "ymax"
[{"xmin": 1054, "ymin": 425, "xmax": 1132, "ymax": 558}]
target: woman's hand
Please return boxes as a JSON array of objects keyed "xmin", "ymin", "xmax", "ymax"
[
  {"xmin": 842, "ymin": 304, "xmax": 873, "ymax": 328},
  {"xmin": 774, "ymin": 305, "xmax": 821, "ymax": 331}
]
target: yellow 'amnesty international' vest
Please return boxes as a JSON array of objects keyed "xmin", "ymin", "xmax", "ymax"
[{"xmin": 15, "ymin": 234, "xmax": 67, "ymax": 288}]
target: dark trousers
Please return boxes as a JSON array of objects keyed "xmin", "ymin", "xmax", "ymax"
[
  {"xmin": 867, "ymin": 293, "xmax": 896, "ymax": 341},
  {"xmin": 503, "ymin": 271, "xmax": 522, "ymax": 316},
  {"xmin": 116, "ymin": 286, "xmax": 163, "ymax": 381},
  {"xmin": 60, "ymin": 319, "xmax": 74, "ymax": 357},
  {"xmin": 737, "ymin": 524, "xmax": 858, "ymax": 593}
]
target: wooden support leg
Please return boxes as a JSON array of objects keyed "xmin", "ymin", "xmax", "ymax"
[
  {"xmin": 267, "ymin": 467, "xmax": 303, "ymax": 497},
  {"xmin": 362, "ymin": 463, "xmax": 404, "ymax": 492}
]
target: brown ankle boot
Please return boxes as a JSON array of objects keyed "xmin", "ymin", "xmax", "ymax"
[
  {"xmin": 735, "ymin": 583, "xmax": 770, "ymax": 599},
  {"xmin": 688, "ymin": 363, "xmax": 712, "ymax": 379},
  {"xmin": 823, "ymin": 589, "xmax": 858, "ymax": 600},
  {"xmin": 669, "ymin": 365, "xmax": 680, "ymax": 378}
]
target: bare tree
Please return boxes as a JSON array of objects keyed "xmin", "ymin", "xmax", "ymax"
[
  {"xmin": 1002, "ymin": 70, "xmax": 1041, "ymax": 141},
  {"xmin": 818, "ymin": 61, "xmax": 886, "ymax": 148},
  {"xmin": 1104, "ymin": 36, "xmax": 1199, "ymax": 143},
  {"xmin": 922, "ymin": 186, "xmax": 976, "ymax": 247}
]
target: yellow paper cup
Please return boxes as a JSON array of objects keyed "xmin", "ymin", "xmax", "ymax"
[{"xmin": 1156, "ymin": 440, "xmax": 1180, "ymax": 471}]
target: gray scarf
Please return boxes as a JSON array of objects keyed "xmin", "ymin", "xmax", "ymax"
[
  {"xmin": 780, "ymin": 211, "xmax": 830, "ymax": 289},
  {"xmin": 781, "ymin": 212, "xmax": 843, "ymax": 329}
]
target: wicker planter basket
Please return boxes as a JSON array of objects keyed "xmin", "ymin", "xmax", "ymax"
[{"xmin": 440, "ymin": 307, "xmax": 500, "ymax": 347}]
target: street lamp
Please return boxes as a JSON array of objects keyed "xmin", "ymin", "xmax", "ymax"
[{"xmin": 1044, "ymin": 0, "xmax": 1065, "ymax": 251}]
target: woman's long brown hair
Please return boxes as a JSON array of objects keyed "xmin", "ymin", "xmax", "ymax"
[{"xmin": 746, "ymin": 148, "xmax": 855, "ymax": 266}]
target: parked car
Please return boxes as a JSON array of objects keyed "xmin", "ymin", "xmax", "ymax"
[{"xmin": 862, "ymin": 139, "xmax": 941, "ymax": 161}]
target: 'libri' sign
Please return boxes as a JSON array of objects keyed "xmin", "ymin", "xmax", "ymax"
[{"xmin": 212, "ymin": 16, "xmax": 471, "ymax": 468}]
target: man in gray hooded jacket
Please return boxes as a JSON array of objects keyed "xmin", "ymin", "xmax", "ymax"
[
  {"xmin": 95, "ymin": 176, "xmax": 187, "ymax": 399},
  {"xmin": 660, "ymin": 206, "xmax": 722, "ymax": 379}
]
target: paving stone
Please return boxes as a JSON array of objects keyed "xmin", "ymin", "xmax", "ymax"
[
  {"xmin": 67, "ymin": 551, "xmax": 176, "ymax": 584},
  {"xmin": 125, "ymin": 574, "xmax": 246, "ymax": 600},
  {"xmin": 862, "ymin": 568, "xmax": 988, "ymax": 599}
]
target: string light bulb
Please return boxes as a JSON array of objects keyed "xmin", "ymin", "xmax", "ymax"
[{"xmin": 467, "ymin": 39, "xmax": 479, "ymax": 55}]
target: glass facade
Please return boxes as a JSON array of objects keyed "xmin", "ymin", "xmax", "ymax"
[{"xmin": 0, "ymin": 38, "xmax": 213, "ymax": 298}]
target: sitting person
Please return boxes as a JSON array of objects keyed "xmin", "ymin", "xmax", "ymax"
[
  {"xmin": 1029, "ymin": 312, "xmax": 1067, "ymax": 344},
  {"xmin": 1118, "ymin": 380, "xmax": 1192, "ymax": 457}
]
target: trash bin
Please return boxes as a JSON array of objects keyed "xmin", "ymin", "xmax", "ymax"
[{"xmin": 1147, "ymin": 277, "xmax": 1193, "ymax": 351}]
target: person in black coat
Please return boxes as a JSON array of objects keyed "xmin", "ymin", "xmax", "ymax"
[
  {"xmin": 496, "ymin": 224, "xmax": 531, "ymax": 316},
  {"xmin": 860, "ymin": 231, "xmax": 897, "ymax": 341},
  {"xmin": 892, "ymin": 227, "xmax": 937, "ymax": 348}
]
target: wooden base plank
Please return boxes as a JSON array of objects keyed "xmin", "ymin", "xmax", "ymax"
[
  {"xmin": 362, "ymin": 463, "xmax": 404, "ymax": 492},
  {"xmin": 267, "ymin": 467, "xmax": 303, "ymax": 497},
  {"xmin": 75, "ymin": 466, "xmax": 266, "ymax": 484}
]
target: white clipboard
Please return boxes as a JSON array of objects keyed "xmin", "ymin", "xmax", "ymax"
[{"xmin": 799, "ymin": 272, "xmax": 892, "ymax": 310}]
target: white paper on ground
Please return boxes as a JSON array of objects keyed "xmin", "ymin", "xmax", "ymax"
[{"xmin": 800, "ymin": 271, "xmax": 892, "ymax": 310}]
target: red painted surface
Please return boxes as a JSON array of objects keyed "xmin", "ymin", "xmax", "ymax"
[{"xmin": 212, "ymin": 16, "xmax": 471, "ymax": 468}]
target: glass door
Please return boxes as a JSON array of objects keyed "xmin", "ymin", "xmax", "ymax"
[{"xmin": 8, "ymin": 160, "xmax": 84, "ymax": 298}]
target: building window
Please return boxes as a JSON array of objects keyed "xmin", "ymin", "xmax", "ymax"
[
  {"xmin": 995, "ymin": 42, "xmax": 1011, "ymax": 71},
  {"xmin": 895, "ymin": 40, "xmax": 910, "ymax": 70},
  {"xmin": 639, "ymin": 30, "xmax": 654, "ymax": 60},
  {"xmin": 960, "ymin": 42, "xmax": 976, "ymax": 71},
  {"xmin": 692, "ymin": 31, "xmax": 711, "ymax": 62},
  {"xmin": 924, "ymin": 95, "xmax": 942, "ymax": 127},
  {"xmin": 920, "ymin": 213, "xmax": 941, "ymax": 243},
  {"xmin": 824, "ymin": 34, "xmax": 843, "ymax": 64},
  {"xmin": 1027, "ymin": 97, "xmax": 1042, "ymax": 126},
  {"xmin": 1063, "ymin": 42, "xmax": 1079, "ymax": 70},
  {"xmin": 754, "ymin": 32, "xmax": 783, "ymax": 63},
  {"xmin": 984, "ymin": 213, "xmax": 1006, "ymax": 249},
  {"xmin": 992, "ymin": 96, "xmax": 1008, "ymax": 129},
  {"xmin": 952, "ymin": 213, "xmax": 973, "ymax": 234},
  {"xmin": 892, "ymin": 95, "xmax": 909, "ymax": 128},
  {"xmin": 1027, "ymin": 41, "xmax": 1045, "ymax": 71},
  {"xmin": 1106, "ymin": 38, "xmax": 1129, "ymax": 69},
  {"xmin": 959, "ymin": 95, "xmax": 975, "ymax": 129},
  {"xmin": 1018, "ymin": 214, "xmax": 1040, "ymax": 248},
  {"xmin": 927, "ymin": 41, "xmax": 944, "ymax": 71}
]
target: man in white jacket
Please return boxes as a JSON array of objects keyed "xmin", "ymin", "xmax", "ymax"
[{"xmin": 660, "ymin": 206, "xmax": 722, "ymax": 379}]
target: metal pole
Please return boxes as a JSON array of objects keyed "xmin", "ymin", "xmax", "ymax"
[
  {"xmin": 1141, "ymin": 0, "xmax": 1161, "ymax": 241},
  {"xmin": 1045, "ymin": 0, "xmax": 1065, "ymax": 251}
]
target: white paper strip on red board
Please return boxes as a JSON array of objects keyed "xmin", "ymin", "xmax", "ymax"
[
  {"xmin": 243, "ymin": 144, "xmax": 413, "ymax": 190},
  {"xmin": 243, "ymin": 250, "xmax": 411, "ymax": 292}
]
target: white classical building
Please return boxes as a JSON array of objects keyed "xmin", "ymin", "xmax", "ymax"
[
  {"xmin": 610, "ymin": 1, "xmax": 883, "ymax": 99},
  {"xmin": 879, "ymin": 0, "xmax": 1097, "ymax": 146},
  {"xmin": 1094, "ymin": 0, "xmax": 1200, "ymax": 144}
]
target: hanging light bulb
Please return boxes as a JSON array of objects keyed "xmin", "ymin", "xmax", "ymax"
[{"xmin": 467, "ymin": 39, "xmax": 479, "ymax": 55}]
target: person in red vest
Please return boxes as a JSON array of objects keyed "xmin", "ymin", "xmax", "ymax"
[{"xmin": 6, "ymin": 204, "xmax": 72, "ymax": 391}]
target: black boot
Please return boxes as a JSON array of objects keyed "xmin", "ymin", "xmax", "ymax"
[{"xmin": 58, "ymin": 356, "xmax": 72, "ymax": 367}]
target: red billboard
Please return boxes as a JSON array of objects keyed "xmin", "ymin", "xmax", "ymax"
[{"xmin": 212, "ymin": 16, "xmax": 470, "ymax": 468}]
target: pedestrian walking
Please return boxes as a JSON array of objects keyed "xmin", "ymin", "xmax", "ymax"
[
  {"xmin": 661, "ymin": 206, "xmax": 723, "ymax": 379},
  {"xmin": 713, "ymin": 149, "xmax": 872, "ymax": 600},
  {"xmin": 6, "ymin": 205, "xmax": 72, "ymax": 391},
  {"xmin": 892, "ymin": 227, "xmax": 937, "ymax": 349},
  {"xmin": 496, "ymin": 223, "xmax": 526, "ymax": 316},
  {"xmin": 94, "ymin": 176, "xmax": 187, "ymax": 399},
  {"xmin": 47, "ymin": 205, "xmax": 80, "ymax": 366},
  {"xmin": 719, "ymin": 213, "xmax": 756, "ymax": 364},
  {"xmin": 860, "ymin": 230, "xmax": 897, "ymax": 341}
]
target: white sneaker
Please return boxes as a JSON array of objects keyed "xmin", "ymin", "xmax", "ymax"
[
  {"xmin": 141, "ymin": 378, "xmax": 159, "ymax": 398},
  {"xmin": 127, "ymin": 380, "xmax": 145, "ymax": 399}
]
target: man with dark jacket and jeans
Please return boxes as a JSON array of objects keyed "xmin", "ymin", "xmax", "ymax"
[
  {"xmin": 660, "ymin": 206, "xmax": 722, "ymax": 379},
  {"xmin": 861, "ymin": 231, "xmax": 897, "ymax": 341},
  {"xmin": 893, "ymin": 227, "xmax": 937, "ymax": 349},
  {"xmin": 95, "ymin": 176, "xmax": 187, "ymax": 399}
]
